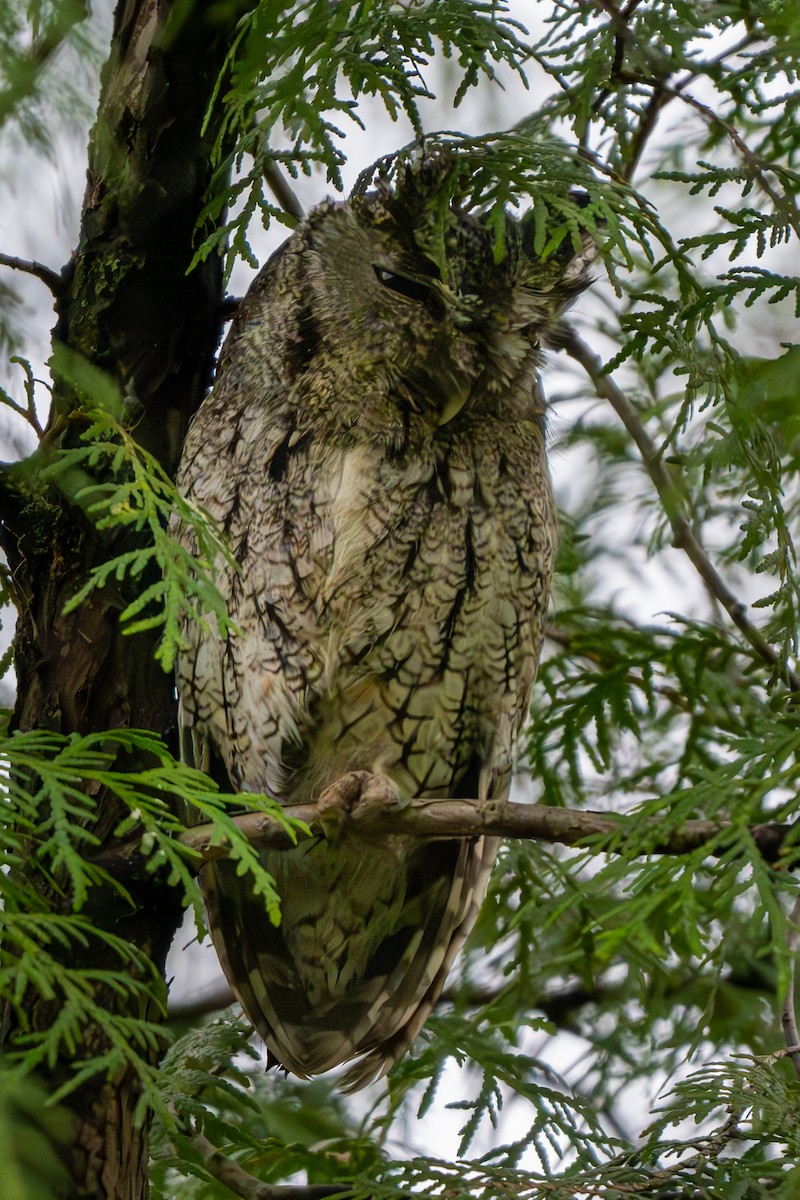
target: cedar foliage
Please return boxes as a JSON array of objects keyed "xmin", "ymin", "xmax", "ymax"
[{"xmin": 1, "ymin": 1, "xmax": 800, "ymax": 1197}]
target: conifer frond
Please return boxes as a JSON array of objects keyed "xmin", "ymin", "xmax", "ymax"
[
  {"xmin": 192, "ymin": 0, "xmax": 535, "ymax": 277},
  {"xmin": 39, "ymin": 402, "xmax": 237, "ymax": 673},
  {"xmin": 0, "ymin": 726, "xmax": 303, "ymax": 1105}
]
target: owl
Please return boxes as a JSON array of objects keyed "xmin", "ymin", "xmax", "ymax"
[{"xmin": 175, "ymin": 154, "xmax": 593, "ymax": 1091}]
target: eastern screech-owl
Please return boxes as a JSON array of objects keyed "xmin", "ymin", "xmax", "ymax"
[{"xmin": 175, "ymin": 155, "xmax": 593, "ymax": 1091}]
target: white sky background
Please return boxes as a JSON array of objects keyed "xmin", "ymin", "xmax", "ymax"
[{"xmin": 2, "ymin": 0, "xmax": 799, "ymax": 1164}]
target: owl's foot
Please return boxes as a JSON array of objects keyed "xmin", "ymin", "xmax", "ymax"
[{"xmin": 315, "ymin": 770, "xmax": 402, "ymax": 843}]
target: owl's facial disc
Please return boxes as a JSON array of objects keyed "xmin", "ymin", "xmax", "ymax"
[{"xmin": 371, "ymin": 258, "xmax": 482, "ymax": 423}]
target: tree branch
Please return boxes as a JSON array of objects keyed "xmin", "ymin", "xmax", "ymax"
[
  {"xmin": 263, "ymin": 161, "xmax": 305, "ymax": 223},
  {"xmin": 588, "ymin": 1, "xmax": 763, "ymax": 188},
  {"xmin": 191, "ymin": 1128, "xmax": 353, "ymax": 1200},
  {"xmin": 560, "ymin": 326, "xmax": 800, "ymax": 693},
  {"xmin": 168, "ymin": 979, "xmax": 236, "ymax": 1021},
  {"xmin": 641, "ymin": 80, "xmax": 800, "ymax": 242},
  {"xmin": 782, "ymin": 894, "xmax": 800, "ymax": 1078},
  {"xmin": 91, "ymin": 772, "xmax": 794, "ymax": 884},
  {"xmin": 0, "ymin": 251, "xmax": 63, "ymax": 295},
  {"xmin": 166, "ymin": 772, "xmax": 794, "ymax": 869}
]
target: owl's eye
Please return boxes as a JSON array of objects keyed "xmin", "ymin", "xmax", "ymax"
[{"xmin": 374, "ymin": 265, "xmax": 434, "ymax": 304}]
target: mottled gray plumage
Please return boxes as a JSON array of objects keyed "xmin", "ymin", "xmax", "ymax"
[{"xmin": 175, "ymin": 157, "xmax": 593, "ymax": 1090}]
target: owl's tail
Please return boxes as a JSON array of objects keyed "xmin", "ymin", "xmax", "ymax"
[{"xmin": 200, "ymin": 831, "xmax": 498, "ymax": 1091}]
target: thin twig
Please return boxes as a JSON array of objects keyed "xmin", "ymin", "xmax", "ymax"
[
  {"xmin": 676, "ymin": 89, "xmax": 800, "ymax": 242},
  {"xmin": 0, "ymin": 251, "xmax": 63, "ymax": 295},
  {"xmin": 263, "ymin": 161, "xmax": 305, "ymax": 223},
  {"xmin": 623, "ymin": 85, "xmax": 671, "ymax": 181},
  {"xmin": 782, "ymin": 893, "xmax": 800, "ymax": 1078},
  {"xmin": 560, "ymin": 325, "xmax": 800, "ymax": 693},
  {"xmin": 586, "ymin": 0, "xmax": 769, "ymax": 192},
  {"xmin": 612, "ymin": 71, "xmax": 800, "ymax": 239},
  {"xmin": 588, "ymin": 0, "xmax": 667, "ymax": 178},
  {"xmin": 0, "ymin": 356, "xmax": 45, "ymax": 436},
  {"xmin": 191, "ymin": 1128, "xmax": 354, "ymax": 1199}
]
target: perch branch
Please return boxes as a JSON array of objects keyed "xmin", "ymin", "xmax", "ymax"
[
  {"xmin": 169, "ymin": 772, "xmax": 794, "ymax": 868},
  {"xmin": 560, "ymin": 326, "xmax": 800, "ymax": 693},
  {"xmin": 93, "ymin": 778, "xmax": 796, "ymax": 881}
]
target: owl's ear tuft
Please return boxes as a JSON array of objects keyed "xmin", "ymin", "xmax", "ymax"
[
  {"xmin": 352, "ymin": 149, "xmax": 454, "ymax": 217},
  {"xmin": 349, "ymin": 150, "xmax": 459, "ymax": 264},
  {"xmin": 350, "ymin": 149, "xmax": 467, "ymax": 283}
]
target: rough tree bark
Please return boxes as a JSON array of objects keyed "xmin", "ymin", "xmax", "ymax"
[{"xmin": 0, "ymin": 2, "xmax": 244, "ymax": 1194}]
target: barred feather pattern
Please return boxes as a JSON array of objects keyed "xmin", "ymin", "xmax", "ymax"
[{"xmin": 174, "ymin": 157, "xmax": 593, "ymax": 1090}]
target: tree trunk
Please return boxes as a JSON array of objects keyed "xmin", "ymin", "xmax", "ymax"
[{"xmin": 2, "ymin": 1, "xmax": 243, "ymax": 1194}]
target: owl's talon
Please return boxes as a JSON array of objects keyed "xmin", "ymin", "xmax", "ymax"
[{"xmin": 315, "ymin": 770, "xmax": 400, "ymax": 842}]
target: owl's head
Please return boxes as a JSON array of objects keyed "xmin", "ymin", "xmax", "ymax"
[
  {"xmin": 353, "ymin": 151, "xmax": 595, "ymax": 315},
  {"xmin": 262, "ymin": 152, "xmax": 595, "ymax": 435}
]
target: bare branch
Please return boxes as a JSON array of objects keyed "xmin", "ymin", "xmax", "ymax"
[
  {"xmin": 263, "ymin": 162, "xmax": 305, "ymax": 223},
  {"xmin": 560, "ymin": 326, "xmax": 800, "ymax": 693},
  {"xmin": 91, "ymin": 771, "xmax": 794, "ymax": 883},
  {"xmin": 0, "ymin": 251, "xmax": 63, "ymax": 295},
  {"xmin": 168, "ymin": 978, "xmax": 235, "ymax": 1020},
  {"xmin": 782, "ymin": 894, "xmax": 800, "ymax": 1078},
  {"xmin": 166, "ymin": 772, "xmax": 795, "ymax": 869},
  {"xmin": 622, "ymin": 85, "xmax": 671, "ymax": 181},
  {"xmin": 0, "ymin": 356, "xmax": 45, "ymax": 437}
]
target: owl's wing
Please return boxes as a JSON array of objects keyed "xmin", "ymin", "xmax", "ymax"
[
  {"xmin": 176, "ymin": 382, "xmax": 495, "ymax": 1088},
  {"xmin": 175, "ymin": 350, "xmax": 338, "ymax": 800}
]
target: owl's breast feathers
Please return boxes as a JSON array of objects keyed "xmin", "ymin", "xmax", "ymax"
[{"xmin": 175, "ymin": 166, "xmax": 585, "ymax": 1090}]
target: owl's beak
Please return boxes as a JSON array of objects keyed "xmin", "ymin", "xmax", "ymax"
[
  {"xmin": 437, "ymin": 384, "xmax": 472, "ymax": 426},
  {"xmin": 435, "ymin": 290, "xmax": 482, "ymax": 423}
]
